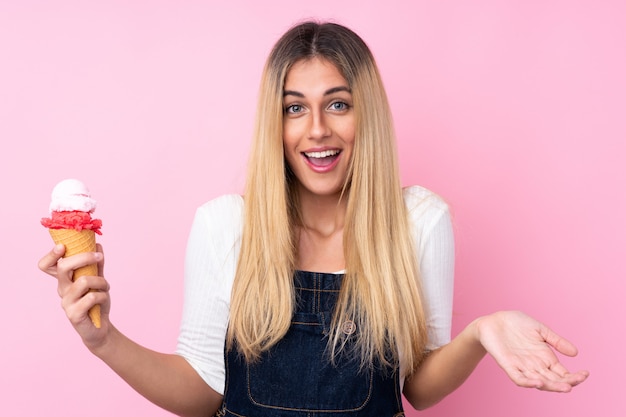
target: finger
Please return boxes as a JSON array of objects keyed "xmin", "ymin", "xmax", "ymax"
[
  {"xmin": 64, "ymin": 288, "xmax": 109, "ymax": 326},
  {"xmin": 501, "ymin": 364, "xmax": 543, "ymax": 389},
  {"xmin": 56, "ymin": 251, "xmax": 103, "ymax": 279},
  {"xmin": 38, "ymin": 244, "xmax": 66, "ymax": 276},
  {"xmin": 530, "ymin": 367, "xmax": 588, "ymax": 393},
  {"xmin": 74, "ymin": 274, "xmax": 110, "ymax": 294},
  {"xmin": 568, "ymin": 370, "xmax": 590, "ymax": 387},
  {"xmin": 536, "ymin": 379, "xmax": 572, "ymax": 392},
  {"xmin": 516, "ymin": 368, "xmax": 573, "ymax": 392},
  {"xmin": 536, "ymin": 365, "xmax": 570, "ymax": 385},
  {"xmin": 507, "ymin": 368, "xmax": 544, "ymax": 389},
  {"xmin": 546, "ymin": 362, "xmax": 569, "ymax": 378},
  {"xmin": 61, "ymin": 275, "xmax": 109, "ymax": 316},
  {"xmin": 60, "ymin": 275, "xmax": 101, "ymax": 304},
  {"xmin": 541, "ymin": 327, "xmax": 578, "ymax": 357},
  {"xmin": 55, "ymin": 251, "xmax": 104, "ymax": 297},
  {"xmin": 96, "ymin": 243, "xmax": 105, "ymax": 276},
  {"xmin": 502, "ymin": 357, "xmax": 569, "ymax": 391},
  {"xmin": 551, "ymin": 369, "xmax": 590, "ymax": 388}
]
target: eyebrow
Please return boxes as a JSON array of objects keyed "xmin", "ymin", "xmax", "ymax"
[{"xmin": 283, "ymin": 86, "xmax": 352, "ymax": 97}]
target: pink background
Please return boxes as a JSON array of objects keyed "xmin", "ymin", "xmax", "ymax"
[{"xmin": 1, "ymin": 1, "xmax": 624, "ymax": 416}]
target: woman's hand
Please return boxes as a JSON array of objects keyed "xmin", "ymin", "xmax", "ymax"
[
  {"xmin": 39, "ymin": 244, "xmax": 223, "ymax": 416},
  {"xmin": 475, "ymin": 310, "xmax": 589, "ymax": 392},
  {"xmin": 38, "ymin": 243, "xmax": 111, "ymax": 351}
]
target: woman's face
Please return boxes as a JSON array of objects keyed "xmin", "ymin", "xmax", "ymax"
[{"xmin": 282, "ymin": 57, "xmax": 355, "ymax": 199}]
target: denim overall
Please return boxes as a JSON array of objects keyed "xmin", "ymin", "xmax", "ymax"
[{"xmin": 217, "ymin": 271, "xmax": 405, "ymax": 417}]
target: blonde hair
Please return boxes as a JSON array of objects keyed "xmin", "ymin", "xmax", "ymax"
[{"xmin": 227, "ymin": 21, "xmax": 428, "ymax": 376}]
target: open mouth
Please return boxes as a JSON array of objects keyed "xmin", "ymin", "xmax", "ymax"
[{"xmin": 303, "ymin": 149, "xmax": 341, "ymax": 167}]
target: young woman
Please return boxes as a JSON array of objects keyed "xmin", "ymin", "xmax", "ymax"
[{"xmin": 38, "ymin": 21, "xmax": 588, "ymax": 417}]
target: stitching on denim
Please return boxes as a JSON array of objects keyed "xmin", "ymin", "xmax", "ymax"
[
  {"xmin": 394, "ymin": 370, "xmax": 400, "ymax": 408},
  {"xmin": 393, "ymin": 369, "xmax": 403, "ymax": 410},
  {"xmin": 315, "ymin": 273, "xmax": 320, "ymax": 313},
  {"xmin": 320, "ymin": 311, "xmax": 327, "ymax": 334},
  {"xmin": 238, "ymin": 271, "xmax": 384, "ymax": 414},
  {"xmin": 295, "ymin": 287, "xmax": 340, "ymax": 293},
  {"xmin": 222, "ymin": 406, "xmax": 245, "ymax": 417},
  {"xmin": 214, "ymin": 403, "xmax": 225, "ymax": 417},
  {"xmin": 246, "ymin": 365, "xmax": 375, "ymax": 413}
]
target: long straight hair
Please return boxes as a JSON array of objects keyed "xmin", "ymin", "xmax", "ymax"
[{"xmin": 227, "ymin": 21, "xmax": 428, "ymax": 376}]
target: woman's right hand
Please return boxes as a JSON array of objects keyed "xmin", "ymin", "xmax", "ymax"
[
  {"xmin": 38, "ymin": 243, "xmax": 223, "ymax": 416},
  {"xmin": 38, "ymin": 243, "xmax": 111, "ymax": 351}
]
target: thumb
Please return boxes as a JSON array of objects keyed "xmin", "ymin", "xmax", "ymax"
[
  {"xmin": 542, "ymin": 326, "xmax": 578, "ymax": 357},
  {"xmin": 38, "ymin": 244, "xmax": 66, "ymax": 277}
]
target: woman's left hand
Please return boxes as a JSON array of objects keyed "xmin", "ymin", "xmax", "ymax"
[{"xmin": 475, "ymin": 311, "xmax": 589, "ymax": 392}]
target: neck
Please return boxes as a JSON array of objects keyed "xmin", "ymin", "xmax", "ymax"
[
  {"xmin": 297, "ymin": 188, "xmax": 347, "ymax": 238},
  {"xmin": 295, "ymin": 187, "xmax": 348, "ymax": 272}
]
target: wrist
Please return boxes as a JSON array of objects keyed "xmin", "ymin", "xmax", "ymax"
[
  {"xmin": 465, "ymin": 316, "xmax": 488, "ymax": 355},
  {"xmin": 85, "ymin": 324, "xmax": 119, "ymax": 360}
]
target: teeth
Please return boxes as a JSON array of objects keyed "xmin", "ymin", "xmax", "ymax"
[{"xmin": 304, "ymin": 149, "xmax": 340, "ymax": 158}]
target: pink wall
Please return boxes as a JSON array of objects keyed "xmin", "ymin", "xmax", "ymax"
[{"xmin": 1, "ymin": 1, "xmax": 623, "ymax": 416}]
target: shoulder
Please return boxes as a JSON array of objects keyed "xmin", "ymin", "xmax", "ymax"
[
  {"xmin": 402, "ymin": 185, "xmax": 453, "ymax": 239},
  {"xmin": 191, "ymin": 194, "xmax": 244, "ymax": 242},
  {"xmin": 403, "ymin": 185, "xmax": 450, "ymax": 220},
  {"xmin": 197, "ymin": 194, "xmax": 244, "ymax": 214},
  {"xmin": 196, "ymin": 194, "xmax": 244, "ymax": 224}
]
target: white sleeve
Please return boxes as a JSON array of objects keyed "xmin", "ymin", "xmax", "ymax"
[
  {"xmin": 404, "ymin": 186, "xmax": 455, "ymax": 350},
  {"xmin": 175, "ymin": 194, "xmax": 243, "ymax": 396}
]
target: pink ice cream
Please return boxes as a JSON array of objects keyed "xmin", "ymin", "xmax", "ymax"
[{"xmin": 41, "ymin": 179, "xmax": 102, "ymax": 234}]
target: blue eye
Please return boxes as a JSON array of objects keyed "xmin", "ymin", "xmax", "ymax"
[
  {"xmin": 330, "ymin": 101, "xmax": 349, "ymax": 111},
  {"xmin": 285, "ymin": 104, "xmax": 303, "ymax": 114}
]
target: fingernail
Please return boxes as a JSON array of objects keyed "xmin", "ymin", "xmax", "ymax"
[
  {"xmin": 54, "ymin": 244, "xmax": 64, "ymax": 253},
  {"xmin": 94, "ymin": 253, "xmax": 103, "ymax": 261}
]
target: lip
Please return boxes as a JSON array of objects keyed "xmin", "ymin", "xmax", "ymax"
[{"xmin": 301, "ymin": 147, "xmax": 342, "ymax": 173}]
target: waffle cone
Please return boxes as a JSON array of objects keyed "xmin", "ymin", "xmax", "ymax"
[{"xmin": 49, "ymin": 228, "xmax": 101, "ymax": 328}]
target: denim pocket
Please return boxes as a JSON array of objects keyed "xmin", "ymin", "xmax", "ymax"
[{"xmin": 246, "ymin": 313, "xmax": 373, "ymax": 412}]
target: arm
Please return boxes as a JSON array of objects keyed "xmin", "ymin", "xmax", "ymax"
[
  {"xmin": 90, "ymin": 324, "xmax": 222, "ymax": 417},
  {"xmin": 404, "ymin": 311, "xmax": 589, "ymax": 410},
  {"xmin": 401, "ymin": 187, "xmax": 588, "ymax": 409},
  {"xmin": 402, "ymin": 186, "xmax": 470, "ymax": 409},
  {"xmin": 38, "ymin": 245, "xmax": 222, "ymax": 417},
  {"xmin": 403, "ymin": 319, "xmax": 485, "ymax": 410}
]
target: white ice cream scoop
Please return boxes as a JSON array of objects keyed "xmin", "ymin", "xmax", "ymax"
[{"xmin": 49, "ymin": 178, "xmax": 97, "ymax": 213}]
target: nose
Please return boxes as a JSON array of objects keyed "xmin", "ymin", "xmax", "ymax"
[{"xmin": 308, "ymin": 111, "xmax": 331, "ymax": 140}]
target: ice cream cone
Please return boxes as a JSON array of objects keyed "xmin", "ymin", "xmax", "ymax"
[{"xmin": 49, "ymin": 228, "xmax": 101, "ymax": 328}]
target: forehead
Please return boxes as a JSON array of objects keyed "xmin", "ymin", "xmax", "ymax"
[{"xmin": 284, "ymin": 57, "xmax": 348, "ymax": 91}]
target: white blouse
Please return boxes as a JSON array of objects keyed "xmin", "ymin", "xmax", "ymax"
[{"xmin": 176, "ymin": 185, "xmax": 455, "ymax": 395}]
